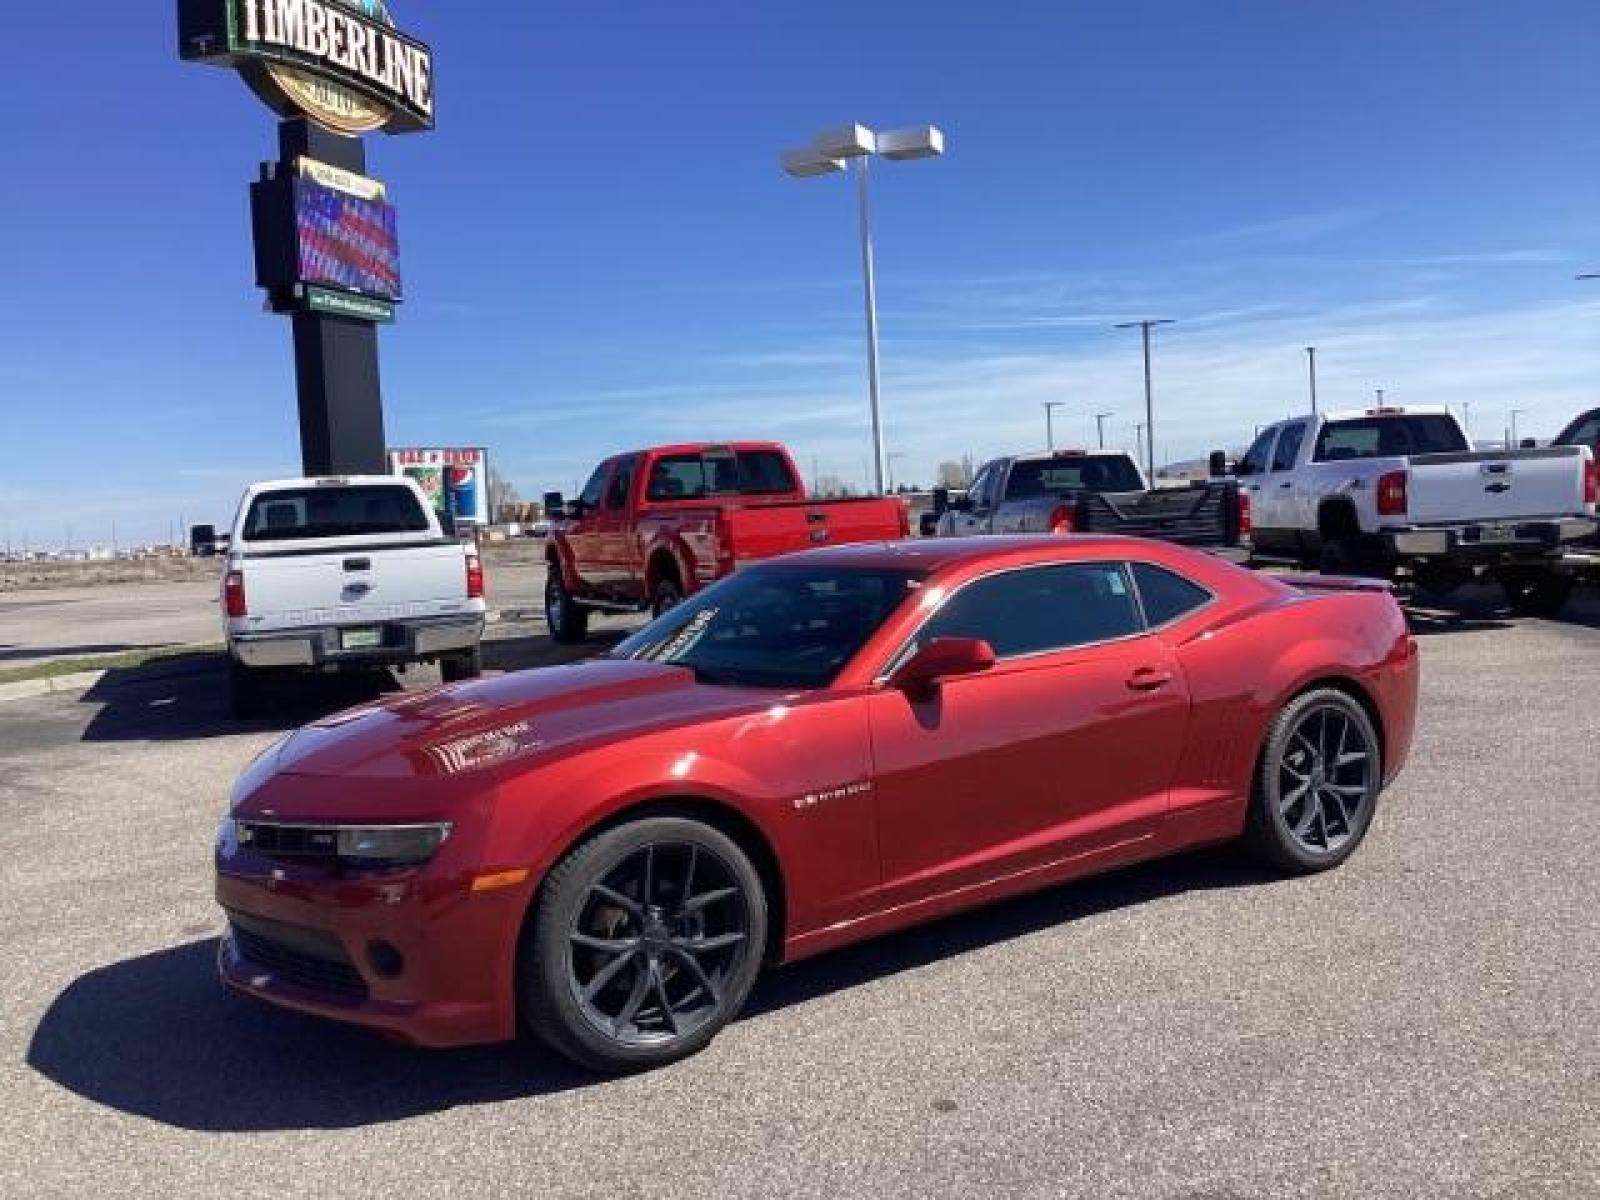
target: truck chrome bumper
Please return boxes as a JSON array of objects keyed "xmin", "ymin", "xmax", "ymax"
[
  {"xmin": 231, "ymin": 615, "xmax": 484, "ymax": 669},
  {"xmin": 1382, "ymin": 517, "xmax": 1597, "ymax": 559}
]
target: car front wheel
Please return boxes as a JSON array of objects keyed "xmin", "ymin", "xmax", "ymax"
[
  {"xmin": 519, "ymin": 817, "xmax": 767, "ymax": 1073},
  {"xmin": 544, "ymin": 569, "xmax": 590, "ymax": 643}
]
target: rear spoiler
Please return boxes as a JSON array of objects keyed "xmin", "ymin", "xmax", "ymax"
[{"xmin": 1285, "ymin": 575, "xmax": 1394, "ymax": 594}]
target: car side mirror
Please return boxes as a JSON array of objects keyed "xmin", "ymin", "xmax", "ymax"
[
  {"xmin": 1208, "ymin": 450, "xmax": 1230, "ymax": 478},
  {"xmin": 931, "ymin": 485, "xmax": 950, "ymax": 516},
  {"xmin": 950, "ymin": 492, "xmax": 973, "ymax": 513},
  {"xmin": 1519, "ymin": 437, "xmax": 1537, "ymax": 449},
  {"xmin": 887, "ymin": 637, "xmax": 996, "ymax": 697},
  {"xmin": 542, "ymin": 491, "xmax": 566, "ymax": 520}
]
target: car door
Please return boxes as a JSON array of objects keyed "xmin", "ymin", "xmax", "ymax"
[
  {"xmin": 1257, "ymin": 419, "xmax": 1308, "ymax": 547},
  {"xmin": 959, "ymin": 463, "xmax": 1001, "ymax": 533},
  {"xmin": 865, "ymin": 560, "xmax": 1190, "ymax": 906}
]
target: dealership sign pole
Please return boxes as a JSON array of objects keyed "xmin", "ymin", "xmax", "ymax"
[{"xmin": 177, "ymin": 0, "xmax": 434, "ymax": 476}]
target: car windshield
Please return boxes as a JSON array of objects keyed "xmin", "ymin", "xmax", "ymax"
[
  {"xmin": 1313, "ymin": 415, "xmax": 1468, "ymax": 460},
  {"xmin": 241, "ymin": 485, "xmax": 432, "ymax": 542},
  {"xmin": 1004, "ymin": 455, "xmax": 1144, "ymax": 498},
  {"xmin": 610, "ymin": 565, "xmax": 924, "ymax": 688}
]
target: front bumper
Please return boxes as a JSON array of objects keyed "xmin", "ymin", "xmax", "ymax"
[
  {"xmin": 230, "ymin": 614, "xmax": 483, "ymax": 670},
  {"xmin": 1381, "ymin": 516, "xmax": 1597, "ymax": 562},
  {"xmin": 215, "ymin": 845, "xmax": 528, "ymax": 1047}
]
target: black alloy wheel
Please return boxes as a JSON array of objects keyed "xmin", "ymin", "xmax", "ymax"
[
  {"xmin": 521, "ymin": 817, "xmax": 766, "ymax": 1072},
  {"xmin": 1245, "ymin": 688, "xmax": 1382, "ymax": 873},
  {"xmin": 1496, "ymin": 567, "xmax": 1574, "ymax": 618}
]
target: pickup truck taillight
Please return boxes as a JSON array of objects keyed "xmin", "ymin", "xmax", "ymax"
[
  {"xmin": 224, "ymin": 569, "xmax": 247, "ymax": 618},
  {"xmin": 1376, "ymin": 469, "xmax": 1408, "ymax": 517},
  {"xmin": 465, "ymin": 552, "xmax": 485, "ymax": 600},
  {"xmin": 1236, "ymin": 489, "xmax": 1252, "ymax": 536},
  {"xmin": 1585, "ymin": 456, "xmax": 1598, "ymax": 507},
  {"xmin": 1048, "ymin": 504, "xmax": 1076, "ymax": 535}
]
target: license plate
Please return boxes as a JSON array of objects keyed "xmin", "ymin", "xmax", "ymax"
[
  {"xmin": 340, "ymin": 626, "xmax": 383, "ymax": 650},
  {"xmin": 1477, "ymin": 523, "xmax": 1518, "ymax": 544}
]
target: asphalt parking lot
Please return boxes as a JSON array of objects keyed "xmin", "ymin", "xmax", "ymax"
[{"xmin": 1, "ymin": 582, "xmax": 1598, "ymax": 1198}]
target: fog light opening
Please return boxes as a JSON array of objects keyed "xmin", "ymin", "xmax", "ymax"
[{"xmin": 367, "ymin": 939, "xmax": 405, "ymax": 979}]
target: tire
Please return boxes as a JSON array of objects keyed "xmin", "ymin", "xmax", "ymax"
[
  {"xmin": 1497, "ymin": 568, "xmax": 1573, "ymax": 618},
  {"xmin": 1318, "ymin": 535, "xmax": 1386, "ymax": 579},
  {"xmin": 1243, "ymin": 688, "xmax": 1383, "ymax": 874},
  {"xmin": 228, "ymin": 659, "xmax": 271, "ymax": 720},
  {"xmin": 440, "ymin": 646, "xmax": 483, "ymax": 683},
  {"xmin": 519, "ymin": 816, "xmax": 768, "ymax": 1074},
  {"xmin": 651, "ymin": 576, "xmax": 684, "ymax": 619},
  {"xmin": 545, "ymin": 568, "xmax": 590, "ymax": 644}
]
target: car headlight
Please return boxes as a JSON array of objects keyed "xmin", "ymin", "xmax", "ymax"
[{"xmin": 334, "ymin": 824, "xmax": 453, "ymax": 867}]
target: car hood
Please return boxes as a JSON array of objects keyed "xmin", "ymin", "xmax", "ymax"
[{"xmin": 262, "ymin": 658, "xmax": 787, "ymax": 785}]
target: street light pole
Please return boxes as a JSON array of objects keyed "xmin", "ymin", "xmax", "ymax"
[
  {"xmin": 1115, "ymin": 318, "xmax": 1174, "ymax": 480},
  {"xmin": 1094, "ymin": 411, "xmax": 1114, "ymax": 449},
  {"xmin": 1306, "ymin": 346, "xmax": 1318, "ymax": 414},
  {"xmin": 1042, "ymin": 401, "xmax": 1064, "ymax": 450},
  {"xmin": 854, "ymin": 157, "xmax": 886, "ymax": 494},
  {"xmin": 1509, "ymin": 408, "xmax": 1526, "ymax": 448},
  {"xmin": 783, "ymin": 123, "xmax": 946, "ymax": 496},
  {"xmin": 1134, "ymin": 422, "xmax": 1147, "ymax": 468}
]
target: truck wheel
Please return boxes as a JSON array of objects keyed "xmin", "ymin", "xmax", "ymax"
[
  {"xmin": 545, "ymin": 570, "xmax": 590, "ymax": 644},
  {"xmin": 651, "ymin": 578, "xmax": 684, "ymax": 619},
  {"xmin": 440, "ymin": 647, "xmax": 483, "ymax": 683},
  {"xmin": 228, "ymin": 660, "xmax": 271, "ymax": 721},
  {"xmin": 1497, "ymin": 568, "xmax": 1573, "ymax": 618},
  {"xmin": 1318, "ymin": 536, "xmax": 1385, "ymax": 579}
]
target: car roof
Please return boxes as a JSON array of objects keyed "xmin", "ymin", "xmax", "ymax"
[
  {"xmin": 761, "ymin": 535, "xmax": 1212, "ymax": 576},
  {"xmin": 247, "ymin": 475, "xmax": 416, "ymax": 494},
  {"xmin": 619, "ymin": 442, "xmax": 789, "ymax": 458}
]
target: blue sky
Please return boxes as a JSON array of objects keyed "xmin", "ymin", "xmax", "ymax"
[{"xmin": 2, "ymin": 1, "xmax": 1599, "ymax": 546}]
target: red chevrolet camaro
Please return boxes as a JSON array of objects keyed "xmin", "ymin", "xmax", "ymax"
[{"xmin": 216, "ymin": 536, "xmax": 1419, "ymax": 1072}]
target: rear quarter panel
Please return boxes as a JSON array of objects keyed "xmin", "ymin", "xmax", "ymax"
[{"xmin": 1164, "ymin": 588, "xmax": 1417, "ymax": 845}]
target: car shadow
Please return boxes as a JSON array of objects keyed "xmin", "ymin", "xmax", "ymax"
[
  {"xmin": 26, "ymin": 846, "xmax": 1274, "ymax": 1132},
  {"xmin": 1403, "ymin": 579, "xmax": 1600, "ymax": 636},
  {"xmin": 75, "ymin": 633, "xmax": 626, "ymax": 744}
]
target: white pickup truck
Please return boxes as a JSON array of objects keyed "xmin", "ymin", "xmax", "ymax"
[
  {"xmin": 220, "ymin": 476, "xmax": 487, "ymax": 717},
  {"xmin": 1234, "ymin": 406, "xmax": 1597, "ymax": 614}
]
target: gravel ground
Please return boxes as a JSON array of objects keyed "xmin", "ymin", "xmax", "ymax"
[{"xmin": 0, "ymin": 587, "xmax": 1596, "ymax": 1198}]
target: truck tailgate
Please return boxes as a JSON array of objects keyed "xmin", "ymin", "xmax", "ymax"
[
  {"xmin": 1077, "ymin": 483, "xmax": 1244, "ymax": 546},
  {"xmin": 723, "ymin": 497, "xmax": 906, "ymax": 562},
  {"xmin": 1404, "ymin": 446, "xmax": 1590, "ymax": 524},
  {"xmin": 241, "ymin": 541, "xmax": 470, "ymax": 628}
]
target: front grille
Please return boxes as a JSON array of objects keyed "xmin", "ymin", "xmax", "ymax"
[
  {"xmin": 228, "ymin": 912, "xmax": 369, "ymax": 999},
  {"xmin": 238, "ymin": 822, "xmax": 340, "ymax": 860}
]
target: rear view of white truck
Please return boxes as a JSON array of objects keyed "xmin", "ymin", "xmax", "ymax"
[
  {"xmin": 221, "ymin": 476, "xmax": 486, "ymax": 717},
  {"xmin": 1235, "ymin": 407, "xmax": 1597, "ymax": 614}
]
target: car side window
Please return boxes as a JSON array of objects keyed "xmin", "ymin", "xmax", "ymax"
[
  {"xmin": 1236, "ymin": 428, "xmax": 1276, "ymax": 477},
  {"xmin": 646, "ymin": 454, "xmax": 708, "ymax": 501},
  {"xmin": 1558, "ymin": 413, "xmax": 1600, "ymax": 450},
  {"xmin": 1270, "ymin": 423, "xmax": 1305, "ymax": 472},
  {"xmin": 604, "ymin": 455, "xmax": 637, "ymax": 510},
  {"xmin": 910, "ymin": 562, "xmax": 1142, "ymax": 660},
  {"xmin": 1130, "ymin": 562, "xmax": 1212, "ymax": 626}
]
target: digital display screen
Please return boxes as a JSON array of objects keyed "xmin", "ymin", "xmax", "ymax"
[{"xmin": 294, "ymin": 179, "xmax": 402, "ymax": 301}]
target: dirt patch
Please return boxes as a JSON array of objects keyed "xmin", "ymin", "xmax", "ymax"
[{"xmin": 1, "ymin": 558, "xmax": 223, "ymax": 593}]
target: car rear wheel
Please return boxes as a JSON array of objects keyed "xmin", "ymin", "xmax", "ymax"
[
  {"xmin": 1496, "ymin": 567, "xmax": 1573, "ymax": 618},
  {"xmin": 545, "ymin": 569, "xmax": 590, "ymax": 643},
  {"xmin": 1244, "ymin": 688, "xmax": 1381, "ymax": 873},
  {"xmin": 519, "ymin": 817, "xmax": 766, "ymax": 1073}
]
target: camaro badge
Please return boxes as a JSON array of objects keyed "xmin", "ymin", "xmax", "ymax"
[{"xmin": 794, "ymin": 780, "xmax": 873, "ymax": 811}]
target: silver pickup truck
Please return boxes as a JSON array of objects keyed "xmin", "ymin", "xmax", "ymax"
[{"xmin": 933, "ymin": 450, "xmax": 1249, "ymax": 550}]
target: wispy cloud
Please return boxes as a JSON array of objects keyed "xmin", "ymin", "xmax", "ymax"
[{"xmin": 1183, "ymin": 208, "xmax": 1375, "ymax": 248}]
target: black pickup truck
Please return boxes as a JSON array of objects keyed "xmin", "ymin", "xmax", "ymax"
[{"xmin": 930, "ymin": 450, "xmax": 1249, "ymax": 550}]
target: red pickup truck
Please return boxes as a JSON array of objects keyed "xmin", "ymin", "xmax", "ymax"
[{"xmin": 543, "ymin": 442, "xmax": 910, "ymax": 641}]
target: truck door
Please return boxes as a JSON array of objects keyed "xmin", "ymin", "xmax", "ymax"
[
  {"xmin": 949, "ymin": 463, "xmax": 999, "ymax": 534},
  {"xmin": 562, "ymin": 460, "xmax": 614, "ymax": 597},
  {"xmin": 591, "ymin": 454, "xmax": 641, "ymax": 601},
  {"xmin": 1233, "ymin": 427, "xmax": 1281, "ymax": 554},
  {"xmin": 1258, "ymin": 420, "xmax": 1308, "ymax": 551}
]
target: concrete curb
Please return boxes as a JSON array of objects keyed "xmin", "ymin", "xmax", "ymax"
[{"xmin": 0, "ymin": 670, "xmax": 109, "ymax": 706}]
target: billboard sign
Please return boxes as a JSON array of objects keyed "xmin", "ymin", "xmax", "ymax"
[
  {"xmin": 178, "ymin": 0, "xmax": 435, "ymax": 135},
  {"xmin": 389, "ymin": 448, "xmax": 490, "ymax": 525}
]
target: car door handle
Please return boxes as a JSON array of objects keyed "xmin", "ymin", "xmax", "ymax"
[
  {"xmin": 1125, "ymin": 667, "xmax": 1173, "ymax": 691},
  {"xmin": 1278, "ymin": 482, "xmax": 1293, "ymax": 489}
]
